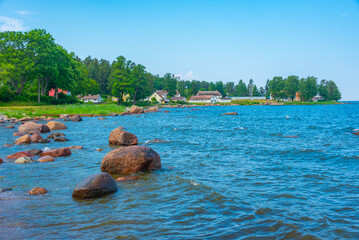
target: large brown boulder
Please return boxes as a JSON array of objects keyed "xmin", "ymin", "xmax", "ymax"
[
  {"xmin": 46, "ymin": 121, "xmax": 67, "ymax": 130},
  {"xmin": 109, "ymin": 128, "xmax": 138, "ymax": 146},
  {"xmin": 18, "ymin": 122, "xmax": 50, "ymax": 133},
  {"xmin": 6, "ymin": 151, "xmax": 34, "ymax": 159},
  {"xmin": 101, "ymin": 145, "xmax": 161, "ymax": 175},
  {"xmin": 39, "ymin": 147, "xmax": 71, "ymax": 157},
  {"xmin": 72, "ymin": 172, "xmax": 118, "ymax": 199},
  {"xmin": 15, "ymin": 134, "xmax": 31, "ymax": 145},
  {"xmin": 129, "ymin": 105, "xmax": 144, "ymax": 114},
  {"xmin": 30, "ymin": 134, "xmax": 43, "ymax": 143}
]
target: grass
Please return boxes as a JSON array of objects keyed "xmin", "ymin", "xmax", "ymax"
[
  {"xmin": 283, "ymin": 101, "xmax": 340, "ymax": 105},
  {"xmin": 0, "ymin": 103, "xmax": 126, "ymax": 118}
]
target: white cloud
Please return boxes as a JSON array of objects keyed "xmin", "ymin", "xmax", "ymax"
[
  {"xmin": 14, "ymin": 10, "xmax": 35, "ymax": 16},
  {"xmin": 174, "ymin": 73, "xmax": 182, "ymax": 78},
  {"xmin": 175, "ymin": 70, "xmax": 199, "ymax": 80},
  {"xmin": 0, "ymin": 16, "xmax": 27, "ymax": 31},
  {"xmin": 185, "ymin": 70, "xmax": 195, "ymax": 79}
]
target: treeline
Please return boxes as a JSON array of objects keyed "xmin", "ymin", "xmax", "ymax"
[{"xmin": 0, "ymin": 29, "xmax": 341, "ymax": 104}]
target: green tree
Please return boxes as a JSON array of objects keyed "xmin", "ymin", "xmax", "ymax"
[
  {"xmin": 284, "ymin": 75, "xmax": 299, "ymax": 101},
  {"xmin": 268, "ymin": 76, "xmax": 285, "ymax": 100},
  {"xmin": 235, "ymin": 80, "xmax": 248, "ymax": 96},
  {"xmin": 299, "ymin": 76, "xmax": 317, "ymax": 101},
  {"xmin": 225, "ymin": 82, "xmax": 235, "ymax": 96}
]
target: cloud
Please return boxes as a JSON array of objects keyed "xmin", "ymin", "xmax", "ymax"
[
  {"xmin": 14, "ymin": 10, "xmax": 35, "ymax": 16},
  {"xmin": 0, "ymin": 16, "xmax": 27, "ymax": 31},
  {"xmin": 185, "ymin": 71, "xmax": 195, "ymax": 79},
  {"xmin": 175, "ymin": 71, "xmax": 199, "ymax": 80}
]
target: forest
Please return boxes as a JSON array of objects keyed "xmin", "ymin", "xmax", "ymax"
[{"xmin": 0, "ymin": 29, "xmax": 341, "ymax": 104}]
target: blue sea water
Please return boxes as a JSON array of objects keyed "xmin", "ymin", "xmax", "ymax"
[{"xmin": 1, "ymin": 104, "xmax": 359, "ymax": 239}]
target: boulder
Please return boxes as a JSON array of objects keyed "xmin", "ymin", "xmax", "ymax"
[
  {"xmin": 13, "ymin": 132, "xmax": 25, "ymax": 137},
  {"xmin": 101, "ymin": 145, "xmax": 161, "ymax": 175},
  {"xmin": 47, "ymin": 132, "xmax": 65, "ymax": 139},
  {"xmin": 69, "ymin": 146, "xmax": 83, "ymax": 150},
  {"xmin": 222, "ymin": 112, "xmax": 238, "ymax": 116},
  {"xmin": 129, "ymin": 105, "xmax": 144, "ymax": 114},
  {"xmin": 39, "ymin": 147, "xmax": 71, "ymax": 157},
  {"xmin": 6, "ymin": 151, "xmax": 34, "ymax": 159},
  {"xmin": 29, "ymin": 187, "xmax": 48, "ymax": 195},
  {"xmin": 39, "ymin": 139, "xmax": 51, "ymax": 144},
  {"xmin": 72, "ymin": 172, "xmax": 118, "ymax": 199},
  {"xmin": 69, "ymin": 115, "xmax": 82, "ymax": 122},
  {"xmin": 27, "ymin": 149, "xmax": 43, "ymax": 155},
  {"xmin": 6, "ymin": 125, "xmax": 15, "ymax": 129},
  {"xmin": 19, "ymin": 117, "xmax": 32, "ymax": 121},
  {"xmin": 59, "ymin": 114, "xmax": 70, "ymax": 119},
  {"xmin": 47, "ymin": 117, "xmax": 54, "ymax": 121},
  {"xmin": 352, "ymin": 132, "xmax": 359, "ymax": 136},
  {"xmin": 0, "ymin": 157, "xmax": 3, "ymax": 164},
  {"xmin": 46, "ymin": 121, "xmax": 67, "ymax": 130},
  {"xmin": 109, "ymin": 128, "xmax": 138, "ymax": 146},
  {"xmin": 18, "ymin": 122, "xmax": 41, "ymax": 133},
  {"xmin": 15, "ymin": 156, "xmax": 33, "ymax": 164},
  {"xmin": 28, "ymin": 130, "xmax": 41, "ymax": 135},
  {"xmin": 31, "ymin": 134, "xmax": 43, "ymax": 143},
  {"xmin": 15, "ymin": 134, "xmax": 31, "ymax": 145},
  {"xmin": 34, "ymin": 117, "xmax": 41, "ymax": 121},
  {"xmin": 40, "ymin": 124, "xmax": 50, "ymax": 133},
  {"xmin": 54, "ymin": 137, "xmax": 68, "ymax": 142},
  {"xmin": 37, "ymin": 156, "xmax": 55, "ymax": 162}
]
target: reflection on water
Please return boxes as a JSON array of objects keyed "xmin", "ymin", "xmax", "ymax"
[{"xmin": 1, "ymin": 104, "xmax": 359, "ymax": 239}]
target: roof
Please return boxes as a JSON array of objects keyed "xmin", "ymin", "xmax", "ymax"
[
  {"xmin": 49, "ymin": 88, "xmax": 68, "ymax": 97},
  {"xmin": 197, "ymin": 91, "xmax": 222, "ymax": 96},
  {"xmin": 155, "ymin": 90, "xmax": 168, "ymax": 99},
  {"xmin": 170, "ymin": 97, "xmax": 186, "ymax": 101},
  {"xmin": 189, "ymin": 95, "xmax": 214, "ymax": 100},
  {"xmin": 81, "ymin": 94, "xmax": 101, "ymax": 100}
]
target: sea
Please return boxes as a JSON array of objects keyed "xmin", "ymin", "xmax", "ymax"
[{"xmin": 1, "ymin": 103, "xmax": 359, "ymax": 239}]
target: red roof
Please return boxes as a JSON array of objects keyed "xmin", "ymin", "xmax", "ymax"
[
  {"xmin": 189, "ymin": 95, "xmax": 214, "ymax": 100},
  {"xmin": 49, "ymin": 89, "xmax": 68, "ymax": 97}
]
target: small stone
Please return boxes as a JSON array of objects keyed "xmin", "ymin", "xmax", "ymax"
[
  {"xmin": 352, "ymin": 132, "xmax": 359, "ymax": 136},
  {"xmin": 27, "ymin": 149, "xmax": 43, "ymax": 155},
  {"xmin": 39, "ymin": 147, "xmax": 71, "ymax": 157},
  {"xmin": 3, "ymin": 143, "xmax": 13, "ymax": 147},
  {"xmin": 164, "ymin": 110, "xmax": 170, "ymax": 113},
  {"xmin": 47, "ymin": 132, "xmax": 65, "ymax": 139},
  {"xmin": 29, "ymin": 187, "xmax": 48, "ymax": 195},
  {"xmin": 98, "ymin": 117, "xmax": 106, "ymax": 120},
  {"xmin": 39, "ymin": 139, "xmax": 50, "ymax": 143},
  {"xmin": 96, "ymin": 148, "xmax": 103, "ymax": 152},
  {"xmin": 37, "ymin": 156, "xmax": 55, "ymax": 162},
  {"xmin": 69, "ymin": 115, "xmax": 82, "ymax": 122},
  {"xmin": 6, "ymin": 125, "xmax": 15, "ymax": 129},
  {"xmin": 19, "ymin": 117, "xmax": 32, "ymax": 121},
  {"xmin": 30, "ymin": 134, "xmax": 43, "ymax": 143},
  {"xmin": 221, "ymin": 112, "xmax": 238, "ymax": 115},
  {"xmin": 14, "ymin": 156, "xmax": 32, "ymax": 164},
  {"xmin": 13, "ymin": 132, "xmax": 25, "ymax": 137},
  {"xmin": 116, "ymin": 176, "xmax": 139, "ymax": 182},
  {"xmin": 0, "ymin": 158, "xmax": 3, "ymax": 164}
]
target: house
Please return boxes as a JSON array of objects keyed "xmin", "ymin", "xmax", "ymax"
[
  {"xmin": 80, "ymin": 94, "xmax": 103, "ymax": 103},
  {"xmin": 188, "ymin": 95, "xmax": 218, "ymax": 103},
  {"xmin": 147, "ymin": 90, "xmax": 169, "ymax": 103},
  {"xmin": 313, "ymin": 95, "xmax": 323, "ymax": 102},
  {"xmin": 170, "ymin": 96, "xmax": 186, "ymax": 102},
  {"xmin": 197, "ymin": 91, "xmax": 222, "ymax": 97},
  {"xmin": 48, "ymin": 88, "xmax": 70, "ymax": 97},
  {"xmin": 112, "ymin": 93, "xmax": 130, "ymax": 102},
  {"xmin": 174, "ymin": 90, "xmax": 181, "ymax": 97}
]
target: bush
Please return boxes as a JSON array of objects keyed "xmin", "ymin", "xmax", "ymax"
[{"xmin": 0, "ymin": 86, "xmax": 14, "ymax": 102}]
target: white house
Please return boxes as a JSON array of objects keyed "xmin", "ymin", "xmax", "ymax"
[
  {"xmin": 147, "ymin": 90, "xmax": 169, "ymax": 103},
  {"xmin": 188, "ymin": 95, "xmax": 218, "ymax": 103},
  {"xmin": 80, "ymin": 94, "xmax": 103, "ymax": 103}
]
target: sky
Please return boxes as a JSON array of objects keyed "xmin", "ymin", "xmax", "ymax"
[{"xmin": 0, "ymin": 0, "xmax": 358, "ymax": 100}]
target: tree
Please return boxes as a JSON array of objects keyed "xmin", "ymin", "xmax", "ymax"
[
  {"xmin": 235, "ymin": 80, "xmax": 248, "ymax": 96},
  {"xmin": 108, "ymin": 56, "xmax": 132, "ymax": 104},
  {"xmin": 299, "ymin": 76, "xmax": 317, "ymax": 101},
  {"xmin": 248, "ymin": 79, "xmax": 254, "ymax": 97},
  {"xmin": 163, "ymin": 73, "xmax": 177, "ymax": 96},
  {"xmin": 0, "ymin": 31, "xmax": 34, "ymax": 95},
  {"xmin": 225, "ymin": 82, "xmax": 235, "ymax": 96},
  {"xmin": 284, "ymin": 75, "xmax": 299, "ymax": 101},
  {"xmin": 215, "ymin": 81, "xmax": 225, "ymax": 96},
  {"xmin": 268, "ymin": 76, "xmax": 285, "ymax": 100}
]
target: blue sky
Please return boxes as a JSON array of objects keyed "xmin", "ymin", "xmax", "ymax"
[{"xmin": 0, "ymin": 0, "xmax": 358, "ymax": 100}]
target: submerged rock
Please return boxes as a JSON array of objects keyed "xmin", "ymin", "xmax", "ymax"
[
  {"xmin": 0, "ymin": 158, "xmax": 3, "ymax": 164},
  {"xmin": 6, "ymin": 151, "xmax": 34, "ymax": 159},
  {"xmin": 72, "ymin": 172, "xmax": 118, "ymax": 199},
  {"xmin": 15, "ymin": 134, "xmax": 31, "ymax": 145},
  {"xmin": 221, "ymin": 112, "xmax": 238, "ymax": 115},
  {"xmin": 29, "ymin": 187, "xmax": 48, "ymax": 195},
  {"xmin": 69, "ymin": 146, "xmax": 83, "ymax": 150},
  {"xmin": 14, "ymin": 156, "xmax": 33, "ymax": 164},
  {"xmin": 54, "ymin": 137, "xmax": 68, "ymax": 142},
  {"xmin": 109, "ymin": 127, "xmax": 138, "ymax": 146},
  {"xmin": 47, "ymin": 132, "xmax": 66, "ymax": 139},
  {"xmin": 101, "ymin": 145, "xmax": 161, "ymax": 175},
  {"xmin": 13, "ymin": 132, "xmax": 25, "ymax": 137},
  {"xmin": 3, "ymin": 143, "xmax": 13, "ymax": 147},
  {"xmin": 96, "ymin": 148, "xmax": 103, "ymax": 152},
  {"xmin": 37, "ymin": 156, "xmax": 55, "ymax": 162},
  {"xmin": 39, "ymin": 147, "xmax": 71, "ymax": 157},
  {"xmin": 116, "ymin": 176, "xmax": 139, "ymax": 182},
  {"xmin": 164, "ymin": 110, "xmax": 170, "ymax": 113},
  {"xmin": 352, "ymin": 132, "xmax": 359, "ymax": 136},
  {"xmin": 46, "ymin": 121, "xmax": 67, "ymax": 130},
  {"xmin": 39, "ymin": 139, "xmax": 50, "ymax": 144},
  {"xmin": 6, "ymin": 125, "xmax": 15, "ymax": 129}
]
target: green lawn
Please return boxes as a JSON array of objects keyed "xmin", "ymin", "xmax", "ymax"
[{"xmin": 0, "ymin": 104, "xmax": 126, "ymax": 118}]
